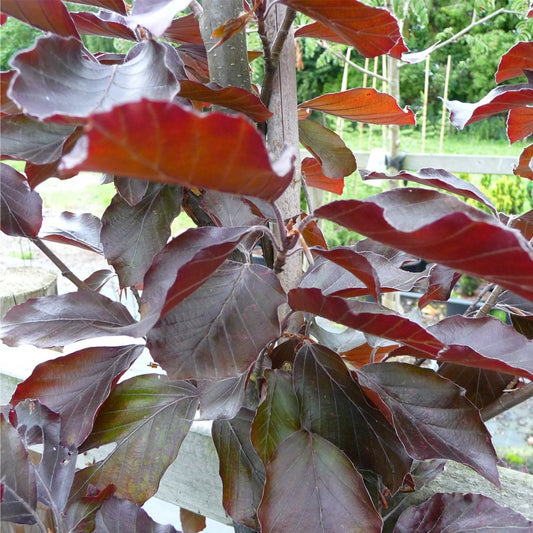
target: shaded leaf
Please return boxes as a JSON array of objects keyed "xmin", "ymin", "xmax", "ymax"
[
  {"xmin": 66, "ymin": 0, "xmax": 127, "ymax": 15},
  {"xmin": 508, "ymin": 107, "xmax": 533, "ymax": 144},
  {"xmin": 314, "ymin": 189, "xmax": 533, "ymax": 301},
  {"xmin": 496, "ymin": 41, "xmax": 533, "ymax": 83},
  {"xmin": 0, "ymin": 163, "xmax": 42, "ymax": 237},
  {"xmin": 301, "ymin": 156, "xmax": 344, "ymax": 194},
  {"xmin": 418, "ymin": 264, "xmax": 461, "ymax": 309},
  {"xmin": 74, "ymin": 375, "xmax": 198, "ymax": 504},
  {"xmin": 394, "ymin": 492, "xmax": 533, "ymax": 532},
  {"xmin": 0, "ymin": 291, "xmax": 137, "ymax": 348},
  {"xmin": 358, "ymin": 363, "xmax": 499, "ymax": 486},
  {"xmin": 177, "ymin": 44, "xmax": 210, "ymax": 81},
  {"xmin": 299, "ymin": 119, "xmax": 356, "ymax": 178},
  {"xmin": 200, "ymin": 191, "xmax": 267, "ymax": 228},
  {"xmin": 71, "ymin": 10, "xmax": 136, "ymax": 41},
  {"xmin": 258, "ymin": 430, "xmax": 382, "ymax": 533},
  {"xmin": 64, "ymin": 484, "xmax": 116, "ymax": 533},
  {"xmin": 11, "ymin": 345, "xmax": 144, "ymax": 446},
  {"xmin": 293, "ymin": 342, "xmax": 412, "ymax": 491},
  {"xmin": 212, "ymin": 408, "xmax": 265, "ymax": 530},
  {"xmin": 147, "ymin": 262, "xmax": 285, "ymax": 380},
  {"xmin": 10, "ymin": 38, "xmax": 179, "ymax": 119},
  {"xmin": 300, "ymin": 88, "xmax": 415, "ymax": 125},
  {"xmin": 163, "ymin": 13, "xmax": 203, "ymax": 44},
  {"xmin": 178, "ymin": 80, "xmax": 272, "ymax": 122},
  {"xmin": 83, "ymin": 269, "xmax": 115, "ymax": 292},
  {"xmin": 128, "ymin": 0, "xmax": 193, "ymax": 37},
  {"xmin": 180, "ymin": 508, "xmax": 206, "ymax": 533},
  {"xmin": 114, "ymin": 177, "xmax": 150, "ymax": 206},
  {"xmin": 511, "ymin": 314, "xmax": 533, "ymax": 339},
  {"xmin": 285, "ymin": 0, "xmax": 403, "ymax": 58},
  {"xmin": 1, "ymin": 70, "xmax": 21, "ymax": 114},
  {"xmin": 61, "ymin": 100, "xmax": 294, "ymax": 201},
  {"xmin": 514, "ymin": 143, "xmax": 533, "ymax": 179},
  {"xmin": 197, "ymin": 373, "xmax": 247, "ymax": 421},
  {"xmin": 101, "ymin": 184, "xmax": 182, "ymax": 288}
]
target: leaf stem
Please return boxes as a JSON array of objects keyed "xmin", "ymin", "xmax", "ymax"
[
  {"xmin": 481, "ymin": 381, "xmax": 533, "ymax": 422},
  {"xmin": 474, "ymin": 285, "xmax": 505, "ymax": 318}
]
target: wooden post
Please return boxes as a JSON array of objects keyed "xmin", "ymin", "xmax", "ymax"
[
  {"xmin": 336, "ymin": 47, "xmax": 351, "ymax": 136},
  {"xmin": 421, "ymin": 54, "xmax": 431, "ymax": 154},
  {"xmin": 439, "ymin": 54, "xmax": 452, "ymax": 153}
]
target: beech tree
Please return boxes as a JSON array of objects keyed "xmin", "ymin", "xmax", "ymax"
[{"xmin": 1, "ymin": 1, "xmax": 533, "ymax": 532}]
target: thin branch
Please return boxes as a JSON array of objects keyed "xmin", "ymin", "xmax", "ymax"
[
  {"xmin": 474, "ymin": 285, "xmax": 505, "ymax": 318},
  {"xmin": 481, "ymin": 381, "xmax": 533, "ymax": 422},
  {"xmin": 189, "ymin": 0, "xmax": 203, "ymax": 17},
  {"xmin": 31, "ymin": 238, "xmax": 91, "ymax": 291},
  {"xmin": 301, "ymin": 174, "xmax": 314, "ymax": 213},
  {"xmin": 270, "ymin": 8, "xmax": 296, "ymax": 64},
  {"xmin": 464, "ymin": 282, "xmax": 494, "ymax": 316}
]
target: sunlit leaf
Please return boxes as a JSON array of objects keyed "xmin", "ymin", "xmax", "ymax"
[
  {"xmin": 210, "ymin": 11, "xmax": 253, "ymax": 51},
  {"xmin": 67, "ymin": 0, "xmax": 127, "ymax": 15},
  {"xmin": 507, "ymin": 107, "xmax": 533, "ymax": 144},
  {"xmin": 163, "ymin": 13, "xmax": 203, "ymax": 44},
  {"xmin": 71, "ymin": 10, "xmax": 136, "ymax": 40},
  {"xmin": 128, "ymin": 0, "xmax": 193, "ymax": 37},
  {"xmin": 418, "ymin": 264, "xmax": 461, "ymax": 309},
  {"xmin": 301, "ymin": 156, "xmax": 344, "ymax": 194},
  {"xmin": 496, "ymin": 41, "xmax": 533, "ymax": 83},
  {"xmin": 514, "ymin": 143, "xmax": 533, "ymax": 179}
]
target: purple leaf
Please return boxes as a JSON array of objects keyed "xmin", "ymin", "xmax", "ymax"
[
  {"xmin": 0, "ymin": 163, "xmax": 42, "ymax": 237},
  {"xmin": 101, "ymin": 184, "xmax": 182, "ymax": 288},
  {"xmin": 64, "ymin": 484, "xmax": 116, "ymax": 533},
  {"xmin": 418, "ymin": 264, "xmax": 461, "ymax": 309},
  {"xmin": 128, "ymin": 0, "xmax": 194, "ymax": 36},
  {"xmin": 258, "ymin": 430, "xmax": 382, "ymax": 533},
  {"xmin": 357, "ymin": 363, "xmax": 500, "ymax": 487},
  {"xmin": 197, "ymin": 373, "xmax": 248, "ymax": 420},
  {"xmin": 69, "ymin": 0, "xmax": 127, "ymax": 15},
  {"xmin": 147, "ymin": 262, "xmax": 285, "ymax": 380},
  {"xmin": 71, "ymin": 10, "xmax": 136, "ymax": 41},
  {"xmin": 394, "ymin": 492, "xmax": 533, "ymax": 532},
  {"xmin": 162, "ymin": 13, "xmax": 203, "ymax": 45},
  {"xmin": 11, "ymin": 345, "xmax": 143, "ymax": 446},
  {"xmin": 114, "ymin": 177, "xmax": 149, "ymax": 207},
  {"xmin": 200, "ymin": 191, "xmax": 268, "ymax": 228}
]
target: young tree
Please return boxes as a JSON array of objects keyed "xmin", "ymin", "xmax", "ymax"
[{"xmin": 1, "ymin": 1, "xmax": 533, "ymax": 532}]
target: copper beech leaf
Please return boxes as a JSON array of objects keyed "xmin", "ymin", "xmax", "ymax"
[
  {"xmin": 70, "ymin": 10, "xmax": 137, "ymax": 41},
  {"xmin": 394, "ymin": 492, "xmax": 533, "ymax": 532},
  {"xmin": 314, "ymin": 189, "xmax": 533, "ymax": 301},
  {"xmin": 74, "ymin": 375, "xmax": 198, "ymax": 504},
  {"xmin": 180, "ymin": 508, "xmax": 206, "ymax": 533},
  {"xmin": 515, "ymin": 143, "xmax": 533, "ymax": 179},
  {"xmin": 283, "ymin": 0, "xmax": 404, "ymax": 59},
  {"xmin": 496, "ymin": 41, "xmax": 533, "ymax": 83},
  {"xmin": 301, "ymin": 156, "xmax": 344, "ymax": 194},
  {"xmin": 147, "ymin": 262, "xmax": 285, "ymax": 380},
  {"xmin": 10, "ymin": 38, "xmax": 179, "ymax": 120},
  {"xmin": 257, "ymin": 430, "xmax": 382, "ymax": 533},
  {"xmin": 64, "ymin": 484, "xmax": 116, "ymax": 533},
  {"xmin": 11, "ymin": 345, "xmax": 144, "ymax": 447},
  {"xmin": 0, "ymin": 163, "xmax": 42, "ymax": 238},
  {"xmin": 128, "ymin": 0, "xmax": 193, "ymax": 37},
  {"xmin": 418, "ymin": 264, "xmax": 461, "ymax": 309},
  {"xmin": 61, "ymin": 100, "xmax": 294, "ymax": 201},
  {"xmin": 197, "ymin": 373, "xmax": 248, "ymax": 420},
  {"xmin": 299, "ymin": 88, "xmax": 415, "ymax": 126},
  {"xmin": 66, "ymin": 0, "xmax": 127, "ymax": 15},
  {"xmin": 1, "ymin": 71, "xmax": 21, "ymax": 114},
  {"xmin": 507, "ymin": 106, "xmax": 533, "ymax": 144},
  {"xmin": 163, "ymin": 13, "xmax": 203, "ymax": 44},
  {"xmin": 357, "ymin": 363, "xmax": 500, "ymax": 487}
]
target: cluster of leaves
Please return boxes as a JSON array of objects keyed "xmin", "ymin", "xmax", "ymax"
[{"xmin": 1, "ymin": 1, "xmax": 533, "ymax": 532}]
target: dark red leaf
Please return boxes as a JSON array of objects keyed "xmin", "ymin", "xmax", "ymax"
[
  {"xmin": 0, "ymin": 71, "xmax": 21, "ymax": 114},
  {"xmin": 511, "ymin": 314, "xmax": 533, "ymax": 339},
  {"xmin": 257, "ymin": 430, "xmax": 382, "ymax": 532},
  {"xmin": 61, "ymin": 100, "xmax": 294, "ymax": 201},
  {"xmin": 298, "ymin": 120, "xmax": 356, "ymax": 178},
  {"xmin": 286, "ymin": 0, "xmax": 403, "ymax": 58},
  {"xmin": 39, "ymin": 211, "xmax": 103, "ymax": 253},
  {"xmin": 163, "ymin": 13, "xmax": 203, "ymax": 44},
  {"xmin": 301, "ymin": 156, "xmax": 345, "ymax": 194},
  {"xmin": 447, "ymin": 84, "xmax": 533, "ymax": 130},
  {"xmin": 178, "ymin": 44, "xmax": 210, "ymax": 81},
  {"xmin": 496, "ymin": 42, "xmax": 533, "ymax": 83},
  {"xmin": 147, "ymin": 262, "xmax": 284, "ymax": 380},
  {"xmin": 74, "ymin": 376, "xmax": 198, "ymax": 504},
  {"xmin": 11, "ymin": 345, "xmax": 143, "ymax": 446},
  {"xmin": 514, "ymin": 143, "xmax": 533, "ymax": 179},
  {"xmin": 212, "ymin": 408, "xmax": 265, "ymax": 530},
  {"xmin": 0, "ymin": 163, "xmax": 42, "ymax": 237},
  {"xmin": 314, "ymin": 189, "xmax": 533, "ymax": 301},
  {"xmin": 84, "ymin": 269, "xmax": 115, "ymax": 292},
  {"xmin": 200, "ymin": 191, "xmax": 268, "ymax": 228},
  {"xmin": 178, "ymin": 80, "xmax": 272, "ymax": 122},
  {"xmin": 358, "ymin": 363, "xmax": 499, "ymax": 487},
  {"xmin": 299, "ymin": 88, "xmax": 415, "ymax": 125},
  {"xmin": 360, "ymin": 168, "xmax": 496, "ymax": 213},
  {"xmin": 418, "ymin": 264, "xmax": 461, "ymax": 309},
  {"xmin": 0, "ymin": 0, "xmax": 79, "ymax": 38},
  {"xmin": 71, "ymin": 10, "xmax": 137, "ymax": 41},
  {"xmin": 10, "ymin": 38, "xmax": 178, "ymax": 120},
  {"xmin": 101, "ymin": 184, "xmax": 182, "ymax": 288},
  {"xmin": 180, "ymin": 508, "xmax": 206, "ymax": 533},
  {"xmin": 128, "ymin": 0, "xmax": 194, "ymax": 36},
  {"xmin": 64, "ymin": 484, "xmax": 116, "ymax": 533},
  {"xmin": 300, "ymin": 217, "xmax": 328, "ymax": 248},
  {"xmin": 394, "ymin": 492, "xmax": 533, "ymax": 532},
  {"xmin": 197, "ymin": 373, "xmax": 247, "ymax": 420},
  {"xmin": 67, "ymin": 0, "xmax": 127, "ymax": 15},
  {"xmin": 507, "ymin": 106, "xmax": 533, "ymax": 144},
  {"xmin": 114, "ymin": 177, "xmax": 150, "ymax": 206},
  {"xmin": 0, "ymin": 291, "xmax": 137, "ymax": 348}
]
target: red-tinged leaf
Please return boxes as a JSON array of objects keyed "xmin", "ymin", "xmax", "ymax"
[
  {"xmin": 285, "ymin": 0, "xmax": 403, "ymax": 58},
  {"xmin": 128, "ymin": 0, "xmax": 193, "ymax": 36},
  {"xmin": 0, "ymin": 0, "xmax": 79, "ymax": 38},
  {"xmin": 147, "ymin": 262, "xmax": 285, "ymax": 380},
  {"xmin": 496, "ymin": 42, "xmax": 533, "ymax": 83},
  {"xmin": 114, "ymin": 177, "xmax": 150, "ymax": 206},
  {"xmin": 10, "ymin": 38, "xmax": 178, "ymax": 120},
  {"xmin": 71, "ymin": 10, "xmax": 137, "ymax": 41},
  {"xmin": 289, "ymin": 288, "xmax": 445, "ymax": 356},
  {"xmin": 314, "ymin": 189, "xmax": 533, "ymax": 302},
  {"xmin": 0, "ymin": 413, "xmax": 37, "ymax": 525},
  {"xmin": 39, "ymin": 211, "xmax": 103, "ymax": 253},
  {"xmin": 447, "ymin": 84, "xmax": 533, "ymax": 130},
  {"xmin": 418, "ymin": 264, "xmax": 461, "ymax": 309},
  {"xmin": 200, "ymin": 191, "xmax": 267, "ymax": 228},
  {"xmin": 508, "ymin": 106, "xmax": 533, "ymax": 144},
  {"xmin": 514, "ymin": 143, "xmax": 533, "ymax": 179},
  {"xmin": 292, "ymin": 342, "xmax": 412, "ymax": 491},
  {"xmin": 68, "ymin": 0, "xmax": 127, "ymax": 15},
  {"xmin": 360, "ymin": 168, "xmax": 496, "ymax": 213},
  {"xmin": 257, "ymin": 430, "xmax": 382, "ymax": 533},
  {"xmin": 0, "ymin": 291, "xmax": 137, "ymax": 348},
  {"xmin": 180, "ymin": 508, "xmax": 206, "ymax": 533},
  {"xmin": 1, "ymin": 71, "xmax": 21, "ymax": 114},
  {"xmin": 94, "ymin": 496, "xmax": 181, "ymax": 532},
  {"xmin": 0, "ymin": 163, "xmax": 42, "ymax": 237},
  {"xmin": 341, "ymin": 342, "xmax": 396, "ymax": 368},
  {"xmin": 0, "ymin": 115, "xmax": 77, "ymax": 164},
  {"xmin": 300, "ymin": 217, "xmax": 328, "ymax": 248},
  {"xmin": 101, "ymin": 184, "xmax": 182, "ymax": 288},
  {"xmin": 11, "ymin": 345, "xmax": 143, "ymax": 446},
  {"xmin": 212, "ymin": 408, "xmax": 265, "ymax": 530},
  {"xmin": 61, "ymin": 100, "xmax": 294, "ymax": 201},
  {"xmin": 178, "ymin": 44, "xmax": 210, "ymax": 81},
  {"xmin": 178, "ymin": 80, "xmax": 272, "ymax": 122},
  {"xmin": 299, "ymin": 88, "xmax": 415, "ymax": 126},
  {"xmin": 84, "ymin": 269, "xmax": 115, "ymax": 292},
  {"xmin": 210, "ymin": 12, "xmax": 253, "ymax": 51},
  {"xmin": 302, "ymin": 156, "xmax": 344, "ymax": 194},
  {"xmin": 358, "ymin": 363, "xmax": 500, "ymax": 487},
  {"xmin": 163, "ymin": 13, "xmax": 203, "ymax": 44},
  {"xmin": 251, "ymin": 370, "xmax": 301, "ymax": 464},
  {"xmin": 299, "ymin": 119, "xmax": 356, "ymax": 178},
  {"xmin": 197, "ymin": 373, "xmax": 247, "ymax": 420},
  {"xmin": 510, "ymin": 209, "xmax": 533, "ymax": 241},
  {"xmin": 394, "ymin": 492, "xmax": 533, "ymax": 532},
  {"xmin": 141, "ymin": 226, "xmax": 264, "ymax": 322},
  {"xmin": 74, "ymin": 375, "xmax": 198, "ymax": 504},
  {"xmin": 64, "ymin": 484, "xmax": 116, "ymax": 533}
]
